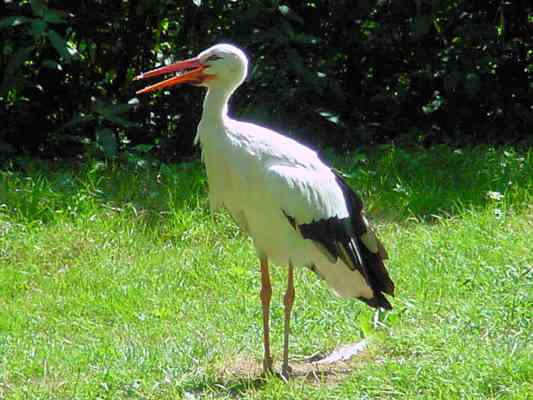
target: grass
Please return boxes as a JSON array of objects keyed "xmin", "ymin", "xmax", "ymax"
[{"xmin": 0, "ymin": 145, "xmax": 532, "ymax": 399}]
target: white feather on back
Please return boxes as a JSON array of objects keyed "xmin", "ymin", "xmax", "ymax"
[
  {"xmin": 200, "ymin": 119, "xmax": 350, "ymax": 223},
  {"xmin": 264, "ymin": 165, "xmax": 349, "ymax": 223}
]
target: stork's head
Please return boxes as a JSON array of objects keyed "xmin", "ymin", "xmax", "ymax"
[{"xmin": 134, "ymin": 44, "xmax": 248, "ymax": 95}]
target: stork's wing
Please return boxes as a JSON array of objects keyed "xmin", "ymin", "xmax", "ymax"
[{"xmin": 265, "ymin": 164, "xmax": 394, "ymax": 308}]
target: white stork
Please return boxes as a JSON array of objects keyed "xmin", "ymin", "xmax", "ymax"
[{"xmin": 134, "ymin": 44, "xmax": 394, "ymax": 378}]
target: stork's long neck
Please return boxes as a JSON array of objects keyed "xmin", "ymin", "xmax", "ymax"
[
  {"xmin": 201, "ymin": 84, "xmax": 235, "ymax": 125},
  {"xmin": 196, "ymin": 81, "xmax": 241, "ymax": 146}
]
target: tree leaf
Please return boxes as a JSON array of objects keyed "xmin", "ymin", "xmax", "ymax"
[
  {"xmin": 42, "ymin": 59, "xmax": 63, "ymax": 71},
  {"xmin": 0, "ymin": 16, "xmax": 33, "ymax": 30},
  {"xmin": 134, "ymin": 144, "xmax": 154, "ymax": 153},
  {"xmin": 433, "ymin": 18, "xmax": 443, "ymax": 34},
  {"xmin": 96, "ymin": 128, "xmax": 118, "ymax": 158},
  {"xmin": 497, "ymin": 10, "xmax": 505, "ymax": 37},
  {"xmin": 30, "ymin": 0, "xmax": 47, "ymax": 17},
  {"xmin": 92, "ymin": 100, "xmax": 136, "ymax": 127},
  {"xmin": 47, "ymin": 29, "xmax": 77, "ymax": 60},
  {"xmin": 105, "ymin": 102, "xmax": 134, "ymax": 115},
  {"xmin": 292, "ymin": 33, "xmax": 320, "ymax": 45},
  {"xmin": 55, "ymin": 113, "xmax": 95, "ymax": 133},
  {"xmin": 278, "ymin": 4, "xmax": 304, "ymax": 25},
  {"xmin": 318, "ymin": 110, "xmax": 345, "ymax": 127},
  {"xmin": 100, "ymin": 113, "xmax": 137, "ymax": 128},
  {"xmin": 286, "ymin": 48, "xmax": 321, "ymax": 91},
  {"xmin": 43, "ymin": 9, "xmax": 68, "ymax": 24},
  {"xmin": 31, "ymin": 19, "xmax": 47, "ymax": 39}
]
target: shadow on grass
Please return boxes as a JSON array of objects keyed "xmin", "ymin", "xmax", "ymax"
[
  {"xmin": 0, "ymin": 158, "xmax": 208, "ymax": 226},
  {"xmin": 182, "ymin": 376, "xmax": 267, "ymax": 399},
  {"xmin": 185, "ymin": 368, "xmax": 348, "ymax": 398},
  {"xmin": 187, "ymin": 346, "xmax": 372, "ymax": 397},
  {"xmin": 1, "ymin": 146, "xmax": 531, "ymax": 226}
]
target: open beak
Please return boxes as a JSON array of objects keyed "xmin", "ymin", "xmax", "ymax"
[{"xmin": 133, "ymin": 57, "xmax": 213, "ymax": 95}]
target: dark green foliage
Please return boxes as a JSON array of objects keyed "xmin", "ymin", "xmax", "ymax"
[{"xmin": 1, "ymin": 1, "xmax": 532, "ymax": 161}]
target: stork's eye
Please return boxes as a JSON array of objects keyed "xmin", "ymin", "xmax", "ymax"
[{"xmin": 207, "ymin": 55, "xmax": 223, "ymax": 62}]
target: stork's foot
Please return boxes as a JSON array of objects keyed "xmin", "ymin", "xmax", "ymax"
[
  {"xmin": 281, "ymin": 363, "xmax": 293, "ymax": 380},
  {"xmin": 262, "ymin": 356, "xmax": 273, "ymax": 375}
]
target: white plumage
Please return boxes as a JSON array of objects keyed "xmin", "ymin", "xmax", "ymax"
[
  {"xmin": 200, "ymin": 119, "xmax": 373, "ymax": 299},
  {"xmin": 135, "ymin": 43, "xmax": 394, "ymax": 378}
]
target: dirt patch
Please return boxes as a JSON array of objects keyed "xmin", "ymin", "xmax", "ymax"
[{"xmin": 218, "ymin": 339, "xmax": 372, "ymax": 385}]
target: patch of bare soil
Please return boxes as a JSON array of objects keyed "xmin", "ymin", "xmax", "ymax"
[{"xmin": 218, "ymin": 339, "xmax": 371, "ymax": 385}]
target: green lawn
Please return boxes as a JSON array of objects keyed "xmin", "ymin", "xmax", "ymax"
[{"xmin": 1, "ymin": 146, "xmax": 532, "ymax": 399}]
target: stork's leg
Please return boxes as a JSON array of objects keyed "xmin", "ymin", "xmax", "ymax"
[
  {"xmin": 282, "ymin": 261, "xmax": 295, "ymax": 379},
  {"xmin": 260, "ymin": 256, "xmax": 273, "ymax": 374}
]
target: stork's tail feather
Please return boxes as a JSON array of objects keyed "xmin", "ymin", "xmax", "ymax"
[
  {"xmin": 358, "ymin": 293, "xmax": 392, "ymax": 310},
  {"xmin": 359, "ymin": 238, "xmax": 395, "ymax": 296},
  {"xmin": 358, "ymin": 239, "xmax": 395, "ymax": 309},
  {"xmin": 332, "ymin": 171, "xmax": 395, "ymax": 308}
]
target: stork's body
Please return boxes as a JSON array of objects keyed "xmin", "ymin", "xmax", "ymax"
[
  {"xmin": 199, "ymin": 116, "xmax": 377, "ymax": 299},
  {"xmin": 135, "ymin": 44, "xmax": 394, "ymax": 378}
]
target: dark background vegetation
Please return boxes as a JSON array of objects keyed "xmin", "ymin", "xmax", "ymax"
[{"xmin": 1, "ymin": 0, "xmax": 532, "ymax": 163}]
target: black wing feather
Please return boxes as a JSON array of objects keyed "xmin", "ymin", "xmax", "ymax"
[{"xmin": 285, "ymin": 171, "xmax": 395, "ymax": 309}]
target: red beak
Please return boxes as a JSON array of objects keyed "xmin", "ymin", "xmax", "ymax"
[{"xmin": 133, "ymin": 57, "xmax": 214, "ymax": 95}]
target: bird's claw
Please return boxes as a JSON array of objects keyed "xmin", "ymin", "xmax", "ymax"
[
  {"xmin": 281, "ymin": 364, "xmax": 293, "ymax": 381},
  {"xmin": 262, "ymin": 356, "xmax": 273, "ymax": 376}
]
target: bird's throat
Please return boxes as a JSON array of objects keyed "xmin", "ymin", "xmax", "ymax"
[{"xmin": 201, "ymin": 87, "xmax": 233, "ymax": 124}]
